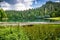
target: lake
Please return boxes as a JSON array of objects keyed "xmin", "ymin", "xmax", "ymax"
[{"xmin": 1, "ymin": 18, "xmax": 57, "ymax": 22}]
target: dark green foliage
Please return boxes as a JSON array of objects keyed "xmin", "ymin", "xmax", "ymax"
[
  {"xmin": 0, "ymin": 9, "xmax": 7, "ymax": 21},
  {"xmin": 39, "ymin": 1, "xmax": 60, "ymax": 17}
]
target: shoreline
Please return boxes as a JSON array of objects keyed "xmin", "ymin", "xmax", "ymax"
[{"xmin": 0, "ymin": 22, "xmax": 60, "ymax": 26}]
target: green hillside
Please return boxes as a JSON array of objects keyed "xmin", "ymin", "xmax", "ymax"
[{"xmin": 38, "ymin": 1, "xmax": 60, "ymax": 17}]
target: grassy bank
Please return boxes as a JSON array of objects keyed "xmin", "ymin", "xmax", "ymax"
[
  {"xmin": 0, "ymin": 24, "xmax": 60, "ymax": 40},
  {"xmin": 45, "ymin": 17, "xmax": 60, "ymax": 21}
]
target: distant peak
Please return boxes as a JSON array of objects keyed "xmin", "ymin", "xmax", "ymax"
[{"xmin": 46, "ymin": 1, "xmax": 53, "ymax": 4}]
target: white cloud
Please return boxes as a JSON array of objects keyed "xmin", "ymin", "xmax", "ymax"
[
  {"xmin": 55, "ymin": 0, "xmax": 60, "ymax": 2},
  {"xmin": 24, "ymin": 0, "xmax": 34, "ymax": 2},
  {"xmin": 13, "ymin": 0, "xmax": 34, "ymax": 11},
  {"xmin": 0, "ymin": 1, "xmax": 10, "ymax": 10},
  {"xmin": 0, "ymin": 1, "xmax": 10, "ymax": 7},
  {"xmin": 14, "ymin": 3, "xmax": 26, "ymax": 10},
  {"xmin": 0, "ymin": 0, "xmax": 34, "ymax": 11},
  {"xmin": 17, "ymin": 0, "xmax": 20, "ymax": 2}
]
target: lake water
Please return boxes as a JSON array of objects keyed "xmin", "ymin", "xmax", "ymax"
[{"xmin": 1, "ymin": 18, "xmax": 57, "ymax": 22}]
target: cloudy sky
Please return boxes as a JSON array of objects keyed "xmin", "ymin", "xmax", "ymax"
[{"xmin": 0, "ymin": 0, "xmax": 60, "ymax": 11}]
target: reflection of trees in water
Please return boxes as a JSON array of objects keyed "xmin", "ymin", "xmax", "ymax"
[
  {"xmin": 7, "ymin": 18, "xmax": 56, "ymax": 22},
  {"xmin": 49, "ymin": 20, "xmax": 58, "ymax": 22}
]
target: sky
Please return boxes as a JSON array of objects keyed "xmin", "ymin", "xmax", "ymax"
[{"xmin": 0, "ymin": 0, "xmax": 60, "ymax": 11}]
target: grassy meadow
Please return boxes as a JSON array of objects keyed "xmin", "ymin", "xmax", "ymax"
[
  {"xmin": 46, "ymin": 17, "xmax": 60, "ymax": 21},
  {"xmin": 0, "ymin": 24, "xmax": 60, "ymax": 40}
]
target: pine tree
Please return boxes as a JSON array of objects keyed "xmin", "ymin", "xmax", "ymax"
[{"xmin": 0, "ymin": 9, "xmax": 7, "ymax": 21}]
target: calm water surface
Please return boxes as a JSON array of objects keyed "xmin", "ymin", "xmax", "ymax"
[{"xmin": 1, "ymin": 18, "xmax": 57, "ymax": 22}]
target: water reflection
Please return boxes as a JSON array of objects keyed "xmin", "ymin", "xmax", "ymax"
[{"xmin": 0, "ymin": 18, "xmax": 59, "ymax": 22}]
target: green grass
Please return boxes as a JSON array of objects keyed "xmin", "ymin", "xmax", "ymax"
[
  {"xmin": 0, "ymin": 24, "xmax": 60, "ymax": 40},
  {"xmin": 46, "ymin": 17, "xmax": 60, "ymax": 21}
]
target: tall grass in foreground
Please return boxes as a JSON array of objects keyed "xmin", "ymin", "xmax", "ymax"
[{"xmin": 0, "ymin": 24, "xmax": 60, "ymax": 40}]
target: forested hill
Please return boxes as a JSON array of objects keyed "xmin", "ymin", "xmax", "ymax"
[
  {"xmin": 0, "ymin": 1, "xmax": 60, "ymax": 21},
  {"xmin": 36, "ymin": 1, "xmax": 60, "ymax": 17}
]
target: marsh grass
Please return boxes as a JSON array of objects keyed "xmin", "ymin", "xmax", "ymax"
[{"xmin": 0, "ymin": 24, "xmax": 60, "ymax": 40}]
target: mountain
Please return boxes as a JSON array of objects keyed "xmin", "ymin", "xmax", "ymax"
[
  {"xmin": 2, "ymin": 1, "xmax": 60, "ymax": 20},
  {"xmin": 36, "ymin": 1, "xmax": 60, "ymax": 17}
]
